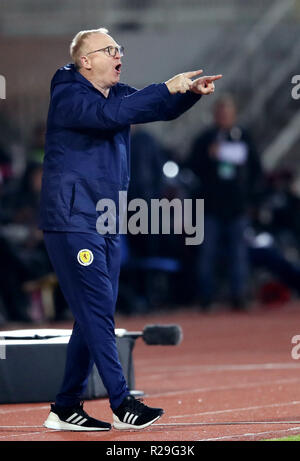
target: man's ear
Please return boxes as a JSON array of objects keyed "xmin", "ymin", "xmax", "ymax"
[{"xmin": 80, "ymin": 55, "xmax": 92, "ymax": 70}]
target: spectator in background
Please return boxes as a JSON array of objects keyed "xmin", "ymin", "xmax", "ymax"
[
  {"xmin": 0, "ymin": 161, "xmax": 66, "ymax": 322},
  {"xmin": 12, "ymin": 161, "xmax": 43, "ymax": 229},
  {"xmin": 0, "ymin": 143, "xmax": 27, "ymax": 322},
  {"xmin": 0, "ymin": 143, "xmax": 13, "ymax": 186},
  {"xmin": 0, "ymin": 143, "xmax": 13, "ymax": 223},
  {"xmin": 129, "ymin": 126, "xmax": 166, "ymax": 201},
  {"xmin": 187, "ymin": 94, "xmax": 263, "ymax": 310},
  {"xmin": 27, "ymin": 122, "xmax": 46, "ymax": 163},
  {"xmin": 127, "ymin": 126, "xmax": 167, "ymax": 258},
  {"xmin": 0, "ymin": 234, "xmax": 32, "ymax": 322},
  {"xmin": 256, "ymin": 169, "xmax": 300, "ymax": 251},
  {"xmin": 0, "ymin": 162, "xmax": 48, "ymax": 321},
  {"xmin": 119, "ymin": 127, "xmax": 168, "ymax": 314}
]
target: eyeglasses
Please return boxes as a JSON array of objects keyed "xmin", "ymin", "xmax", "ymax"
[{"xmin": 86, "ymin": 45, "xmax": 124, "ymax": 58}]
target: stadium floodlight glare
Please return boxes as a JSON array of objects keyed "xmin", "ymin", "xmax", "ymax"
[{"xmin": 163, "ymin": 161, "xmax": 179, "ymax": 178}]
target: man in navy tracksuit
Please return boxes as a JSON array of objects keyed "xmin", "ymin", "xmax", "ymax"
[{"xmin": 41, "ymin": 27, "xmax": 222, "ymax": 431}]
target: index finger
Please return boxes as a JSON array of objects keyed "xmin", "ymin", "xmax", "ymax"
[
  {"xmin": 183, "ymin": 69, "xmax": 203, "ymax": 79},
  {"xmin": 205, "ymin": 74, "xmax": 223, "ymax": 82}
]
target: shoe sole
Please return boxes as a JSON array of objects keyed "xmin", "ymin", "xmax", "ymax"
[
  {"xmin": 43, "ymin": 412, "xmax": 111, "ymax": 431},
  {"xmin": 112, "ymin": 413, "xmax": 162, "ymax": 430}
]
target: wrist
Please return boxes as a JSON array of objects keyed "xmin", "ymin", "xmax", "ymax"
[{"xmin": 164, "ymin": 80, "xmax": 174, "ymax": 94}]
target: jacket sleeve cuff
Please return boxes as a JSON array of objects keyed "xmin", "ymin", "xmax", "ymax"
[{"xmin": 156, "ymin": 82, "xmax": 202, "ymax": 103}]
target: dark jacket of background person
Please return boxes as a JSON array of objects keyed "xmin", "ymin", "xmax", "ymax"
[
  {"xmin": 186, "ymin": 95, "xmax": 264, "ymax": 308},
  {"xmin": 0, "ymin": 162, "xmax": 52, "ymax": 322},
  {"xmin": 188, "ymin": 125, "xmax": 262, "ymax": 220},
  {"xmin": 128, "ymin": 128, "xmax": 166, "ymax": 203}
]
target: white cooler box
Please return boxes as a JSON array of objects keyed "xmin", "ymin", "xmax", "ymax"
[{"xmin": 0, "ymin": 329, "xmax": 135, "ymax": 404}]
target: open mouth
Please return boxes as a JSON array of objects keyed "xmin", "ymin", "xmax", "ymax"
[{"xmin": 115, "ymin": 63, "xmax": 122, "ymax": 74}]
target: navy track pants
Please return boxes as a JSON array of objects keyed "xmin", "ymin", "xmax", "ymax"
[{"xmin": 43, "ymin": 231, "xmax": 129, "ymax": 411}]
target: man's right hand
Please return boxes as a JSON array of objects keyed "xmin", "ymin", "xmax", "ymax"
[{"xmin": 165, "ymin": 70, "xmax": 203, "ymax": 94}]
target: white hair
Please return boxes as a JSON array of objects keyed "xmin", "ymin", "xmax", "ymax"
[{"xmin": 70, "ymin": 27, "xmax": 109, "ymax": 68}]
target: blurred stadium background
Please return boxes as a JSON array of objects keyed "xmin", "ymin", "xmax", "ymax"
[{"xmin": 1, "ymin": 0, "xmax": 300, "ymax": 323}]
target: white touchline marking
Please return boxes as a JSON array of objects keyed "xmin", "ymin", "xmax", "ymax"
[
  {"xmin": 198, "ymin": 425, "xmax": 300, "ymax": 441},
  {"xmin": 0, "ymin": 425, "xmax": 44, "ymax": 428},
  {"xmin": 154, "ymin": 421, "xmax": 300, "ymax": 428},
  {"xmin": 0, "ymin": 429, "xmax": 56, "ymax": 440},
  {"xmin": 0, "ymin": 405, "xmax": 49, "ymax": 415},
  {"xmin": 169, "ymin": 400, "xmax": 300, "ymax": 419},
  {"xmin": 149, "ymin": 377, "xmax": 300, "ymax": 398},
  {"xmin": 138, "ymin": 362, "xmax": 300, "ymax": 376}
]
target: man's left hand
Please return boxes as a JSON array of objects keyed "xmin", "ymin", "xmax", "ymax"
[{"xmin": 190, "ymin": 74, "xmax": 223, "ymax": 95}]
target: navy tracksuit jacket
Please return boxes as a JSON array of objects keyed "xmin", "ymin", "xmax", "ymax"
[{"xmin": 40, "ymin": 64, "xmax": 201, "ymax": 410}]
